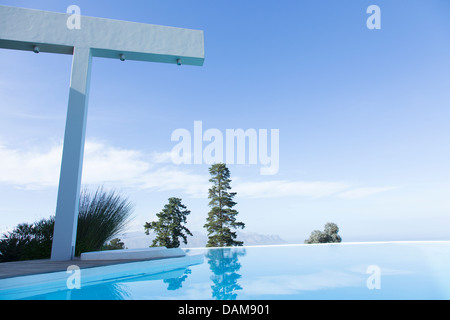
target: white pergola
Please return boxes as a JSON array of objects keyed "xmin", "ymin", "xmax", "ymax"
[{"xmin": 0, "ymin": 5, "xmax": 204, "ymax": 261}]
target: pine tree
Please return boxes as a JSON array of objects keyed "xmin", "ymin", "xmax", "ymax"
[
  {"xmin": 204, "ymin": 163, "xmax": 245, "ymax": 247},
  {"xmin": 144, "ymin": 197, "xmax": 193, "ymax": 248}
]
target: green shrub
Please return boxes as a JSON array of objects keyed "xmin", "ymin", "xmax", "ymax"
[
  {"xmin": 0, "ymin": 217, "xmax": 54, "ymax": 262},
  {"xmin": 0, "ymin": 187, "xmax": 133, "ymax": 262},
  {"xmin": 304, "ymin": 222, "xmax": 342, "ymax": 244}
]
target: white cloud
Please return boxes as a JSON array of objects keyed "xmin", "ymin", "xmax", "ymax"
[
  {"xmin": 0, "ymin": 139, "xmax": 397, "ymax": 200},
  {"xmin": 0, "ymin": 139, "xmax": 210, "ymax": 196},
  {"xmin": 234, "ymin": 180, "xmax": 351, "ymax": 199},
  {"xmin": 336, "ymin": 187, "xmax": 398, "ymax": 199},
  {"xmin": 82, "ymin": 140, "xmax": 152, "ymax": 185},
  {"xmin": 150, "ymin": 151, "xmax": 174, "ymax": 164},
  {"xmin": 139, "ymin": 167, "xmax": 209, "ymax": 198},
  {"xmin": 0, "ymin": 140, "xmax": 153, "ymax": 189},
  {"xmin": 0, "ymin": 143, "xmax": 62, "ymax": 189}
]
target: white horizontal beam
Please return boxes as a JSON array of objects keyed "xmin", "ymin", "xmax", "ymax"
[{"xmin": 0, "ymin": 5, "xmax": 204, "ymax": 65}]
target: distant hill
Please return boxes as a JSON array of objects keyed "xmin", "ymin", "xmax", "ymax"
[{"xmin": 118, "ymin": 230, "xmax": 287, "ymax": 249}]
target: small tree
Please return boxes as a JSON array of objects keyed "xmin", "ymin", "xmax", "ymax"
[
  {"xmin": 324, "ymin": 222, "xmax": 342, "ymax": 243},
  {"xmin": 204, "ymin": 163, "xmax": 245, "ymax": 247},
  {"xmin": 101, "ymin": 238, "xmax": 126, "ymax": 250},
  {"xmin": 304, "ymin": 222, "xmax": 342, "ymax": 244},
  {"xmin": 144, "ymin": 197, "xmax": 193, "ymax": 248}
]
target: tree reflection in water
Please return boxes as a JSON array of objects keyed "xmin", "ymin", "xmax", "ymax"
[
  {"xmin": 206, "ymin": 248, "xmax": 246, "ymax": 300},
  {"xmin": 163, "ymin": 268, "xmax": 192, "ymax": 290}
]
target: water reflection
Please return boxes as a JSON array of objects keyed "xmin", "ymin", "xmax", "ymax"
[
  {"xmin": 19, "ymin": 266, "xmax": 194, "ymax": 300},
  {"xmin": 65, "ymin": 282, "xmax": 132, "ymax": 300},
  {"xmin": 22, "ymin": 280, "xmax": 133, "ymax": 300},
  {"xmin": 164, "ymin": 268, "xmax": 192, "ymax": 291},
  {"xmin": 10, "ymin": 243, "xmax": 450, "ymax": 300},
  {"xmin": 206, "ymin": 248, "xmax": 246, "ymax": 300}
]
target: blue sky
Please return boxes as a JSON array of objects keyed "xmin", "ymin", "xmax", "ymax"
[{"xmin": 1, "ymin": 0, "xmax": 450, "ymax": 242}]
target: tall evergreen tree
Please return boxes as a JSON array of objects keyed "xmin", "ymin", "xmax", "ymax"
[
  {"xmin": 144, "ymin": 197, "xmax": 193, "ymax": 248},
  {"xmin": 204, "ymin": 163, "xmax": 245, "ymax": 247}
]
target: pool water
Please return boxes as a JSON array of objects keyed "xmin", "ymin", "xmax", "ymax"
[{"xmin": 1, "ymin": 241, "xmax": 450, "ymax": 300}]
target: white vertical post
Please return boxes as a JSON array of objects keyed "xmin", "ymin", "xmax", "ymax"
[
  {"xmin": 1, "ymin": 5, "xmax": 204, "ymax": 261},
  {"xmin": 51, "ymin": 47, "xmax": 92, "ymax": 261}
]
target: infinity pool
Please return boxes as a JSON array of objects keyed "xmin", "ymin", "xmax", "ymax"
[{"xmin": 1, "ymin": 241, "xmax": 450, "ymax": 300}]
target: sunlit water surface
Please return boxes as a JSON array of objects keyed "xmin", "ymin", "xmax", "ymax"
[{"xmin": 3, "ymin": 242, "xmax": 450, "ymax": 300}]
